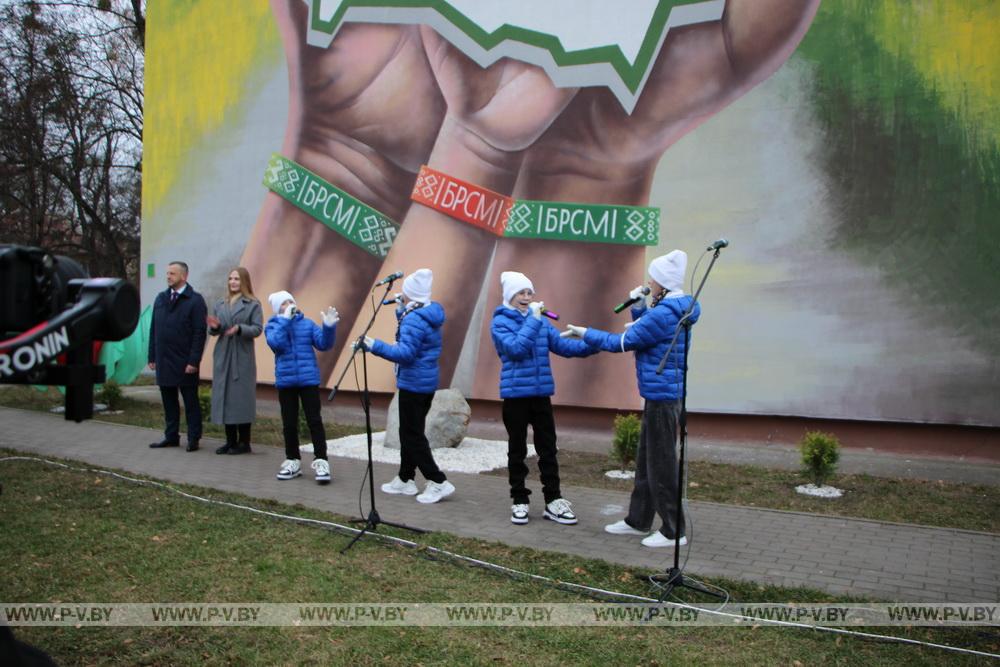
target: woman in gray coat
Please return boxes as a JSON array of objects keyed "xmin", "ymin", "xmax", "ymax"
[{"xmin": 207, "ymin": 267, "xmax": 263, "ymax": 454}]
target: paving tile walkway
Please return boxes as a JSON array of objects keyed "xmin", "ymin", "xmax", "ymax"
[{"xmin": 1, "ymin": 406, "xmax": 997, "ymax": 602}]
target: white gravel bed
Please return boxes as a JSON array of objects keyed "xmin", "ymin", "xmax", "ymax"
[
  {"xmin": 795, "ymin": 483, "xmax": 844, "ymax": 498},
  {"xmin": 302, "ymin": 432, "xmax": 534, "ymax": 473}
]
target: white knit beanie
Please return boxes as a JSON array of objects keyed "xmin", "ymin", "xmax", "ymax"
[
  {"xmin": 267, "ymin": 290, "xmax": 295, "ymax": 315},
  {"xmin": 648, "ymin": 250, "xmax": 687, "ymax": 292},
  {"xmin": 500, "ymin": 271, "xmax": 534, "ymax": 307},
  {"xmin": 402, "ymin": 268, "xmax": 433, "ymax": 304}
]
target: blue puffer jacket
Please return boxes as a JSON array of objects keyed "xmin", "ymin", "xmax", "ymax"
[
  {"xmin": 583, "ymin": 296, "xmax": 700, "ymax": 401},
  {"xmin": 491, "ymin": 306, "xmax": 596, "ymax": 399},
  {"xmin": 370, "ymin": 302, "xmax": 445, "ymax": 394},
  {"xmin": 265, "ymin": 312, "xmax": 336, "ymax": 388}
]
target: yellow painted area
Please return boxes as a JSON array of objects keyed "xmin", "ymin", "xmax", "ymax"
[
  {"xmin": 144, "ymin": 0, "xmax": 280, "ymax": 215},
  {"xmin": 869, "ymin": 0, "xmax": 1000, "ymax": 150}
]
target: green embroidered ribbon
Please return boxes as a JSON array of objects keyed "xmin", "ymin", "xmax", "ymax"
[
  {"xmin": 263, "ymin": 155, "xmax": 659, "ymax": 252},
  {"xmin": 262, "ymin": 153, "xmax": 398, "ymax": 258},
  {"xmin": 504, "ymin": 200, "xmax": 659, "ymax": 246}
]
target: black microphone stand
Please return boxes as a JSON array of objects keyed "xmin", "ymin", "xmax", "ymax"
[
  {"xmin": 328, "ymin": 278, "xmax": 425, "ymax": 552},
  {"xmin": 648, "ymin": 245, "xmax": 726, "ymax": 601}
]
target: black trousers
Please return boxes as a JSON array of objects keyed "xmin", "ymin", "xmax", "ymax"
[
  {"xmin": 397, "ymin": 389, "xmax": 446, "ymax": 484},
  {"xmin": 278, "ymin": 386, "xmax": 327, "ymax": 460},
  {"xmin": 625, "ymin": 399, "xmax": 684, "ymax": 539},
  {"xmin": 503, "ymin": 396, "xmax": 561, "ymax": 505},
  {"xmin": 160, "ymin": 385, "xmax": 202, "ymax": 444},
  {"xmin": 224, "ymin": 423, "xmax": 251, "ymax": 446}
]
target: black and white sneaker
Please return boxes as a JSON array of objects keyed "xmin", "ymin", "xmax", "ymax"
[
  {"xmin": 311, "ymin": 459, "xmax": 331, "ymax": 485},
  {"xmin": 276, "ymin": 459, "xmax": 301, "ymax": 480},
  {"xmin": 543, "ymin": 498, "xmax": 577, "ymax": 525},
  {"xmin": 511, "ymin": 503, "xmax": 530, "ymax": 525}
]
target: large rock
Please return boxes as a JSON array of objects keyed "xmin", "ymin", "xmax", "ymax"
[{"xmin": 384, "ymin": 389, "xmax": 471, "ymax": 450}]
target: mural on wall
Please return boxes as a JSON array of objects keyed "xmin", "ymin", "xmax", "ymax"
[{"xmin": 142, "ymin": 0, "xmax": 1000, "ymax": 427}]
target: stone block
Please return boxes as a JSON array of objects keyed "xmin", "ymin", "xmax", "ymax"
[{"xmin": 384, "ymin": 389, "xmax": 471, "ymax": 450}]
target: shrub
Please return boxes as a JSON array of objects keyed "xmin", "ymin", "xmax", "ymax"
[
  {"xmin": 612, "ymin": 413, "xmax": 641, "ymax": 471},
  {"xmin": 800, "ymin": 430, "xmax": 841, "ymax": 486},
  {"xmin": 97, "ymin": 380, "xmax": 123, "ymax": 410},
  {"xmin": 198, "ymin": 386, "xmax": 212, "ymax": 417}
]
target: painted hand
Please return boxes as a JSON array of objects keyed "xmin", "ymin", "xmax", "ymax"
[{"xmin": 241, "ymin": 6, "xmax": 447, "ymax": 383}]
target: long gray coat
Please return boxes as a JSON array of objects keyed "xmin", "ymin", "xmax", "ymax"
[{"xmin": 209, "ymin": 296, "xmax": 263, "ymax": 424}]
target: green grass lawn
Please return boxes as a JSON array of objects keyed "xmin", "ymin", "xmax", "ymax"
[
  {"xmin": 1, "ymin": 455, "xmax": 995, "ymax": 666},
  {"xmin": 3, "ymin": 385, "xmax": 997, "ymax": 533}
]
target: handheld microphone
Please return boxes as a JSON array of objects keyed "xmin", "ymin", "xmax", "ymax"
[
  {"xmin": 707, "ymin": 238, "xmax": 729, "ymax": 251},
  {"xmin": 382, "ymin": 293, "xmax": 402, "ymax": 306},
  {"xmin": 375, "ymin": 271, "xmax": 404, "ymax": 286},
  {"xmin": 542, "ymin": 309, "xmax": 559, "ymax": 321},
  {"xmin": 613, "ymin": 286, "xmax": 650, "ymax": 314}
]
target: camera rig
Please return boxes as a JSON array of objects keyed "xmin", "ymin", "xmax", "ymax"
[{"xmin": 0, "ymin": 245, "xmax": 140, "ymax": 421}]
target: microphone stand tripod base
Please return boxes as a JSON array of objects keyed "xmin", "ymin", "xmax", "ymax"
[
  {"xmin": 342, "ymin": 509, "xmax": 426, "ymax": 553},
  {"xmin": 643, "ymin": 568, "xmax": 726, "ymax": 602}
]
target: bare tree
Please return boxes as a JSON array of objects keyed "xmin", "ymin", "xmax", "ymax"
[{"xmin": 0, "ymin": 0, "xmax": 144, "ymax": 281}]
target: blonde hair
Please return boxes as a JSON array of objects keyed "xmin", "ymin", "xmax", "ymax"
[{"xmin": 227, "ymin": 267, "xmax": 257, "ymax": 301}]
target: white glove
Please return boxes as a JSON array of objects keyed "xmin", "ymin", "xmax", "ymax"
[
  {"xmin": 280, "ymin": 304, "xmax": 297, "ymax": 319},
  {"xmin": 629, "ymin": 285, "xmax": 646, "ymax": 300},
  {"xmin": 528, "ymin": 301, "xmax": 545, "ymax": 320},
  {"xmin": 560, "ymin": 324, "xmax": 587, "ymax": 339},
  {"xmin": 321, "ymin": 306, "xmax": 340, "ymax": 327},
  {"xmin": 352, "ymin": 336, "xmax": 375, "ymax": 351}
]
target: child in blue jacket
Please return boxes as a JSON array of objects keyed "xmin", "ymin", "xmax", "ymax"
[
  {"xmin": 359, "ymin": 269, "xmax": 455, "ymax": 504},
  {"xmin": 563, "ymin": 251, "xmax": 700, "ymax": 548},
  {"xmin": 491, "ymin": 271, "xmax": 597, "ymax": 526},
  {"xmin": 265, "ymin": 290, "xmax": 338, "ymax": 485}
]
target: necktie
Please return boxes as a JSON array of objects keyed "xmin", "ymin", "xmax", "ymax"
[{"xmin": 170, "ymin": 291, "xmax": 178, "ymax": 305}]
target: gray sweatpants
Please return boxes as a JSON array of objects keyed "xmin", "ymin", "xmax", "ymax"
[{"xmin": 625, "ymin": 399, "xmax": 684, "ymax": 539}]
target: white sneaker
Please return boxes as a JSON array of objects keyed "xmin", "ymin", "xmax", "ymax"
[
  {"xmin": 381, "ymin": 476, "xmax": 418, "ymax": 496},
  {"xmin": 604, "ymin": 519, "xmax": 645, "ymax": 535},
  {"xmin": 416, "ymin": 480, "xmax": 455, "ymax": 504},
  {"xmin": 511, "ymin": 503, "xmax": 530, "ymax": 525},
  {"xmin": 311, "ymin": 458, "xmax": 331, "ymax": 485},
  {"xmin": 276, "ymin": 459, "xmax": 301, "ymax": 480},
  {"xmin": 543, "ymin": 498, "xmax": 578, "ymax": 525},
  {"xmin": 641, "ymin": 532, "xmax": 688, "ymax": 548}
]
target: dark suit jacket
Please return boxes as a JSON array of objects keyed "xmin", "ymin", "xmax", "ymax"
[{"xmin": 148, "ymin": 284, "xmax": 208, "ymax": 386}]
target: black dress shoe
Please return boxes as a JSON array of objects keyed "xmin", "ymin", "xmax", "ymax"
[
  {"xmin": 215, "ymin": 444, "xmax": 233, "ymax": 455},
  {"xmin": 149, "ymin": 440, "xmax": 179, "ymax": 449},
  {"xmin": 185, "ymin": 441, "xmax": 200, "ymax": 452},
  {"xmin": 227, "ymin": 443, "xmax": 251, "ymax": 455}
]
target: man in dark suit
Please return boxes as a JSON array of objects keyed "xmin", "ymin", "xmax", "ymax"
[{"xmin": 148, "ymin": 261, "xmax": 208, "ymax": 451}]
